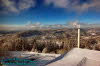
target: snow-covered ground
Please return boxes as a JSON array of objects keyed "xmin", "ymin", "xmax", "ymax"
[
  {"xmin": 46, "ymin": 48, "xmax": 100, "ymax": 66},
  {"xmin": 1, "ymin": 48, "xmax": 100, "ymax": 66},
  {"xmin": 1, "ymin": 51, "xmax": 60, "ymax": 66}
]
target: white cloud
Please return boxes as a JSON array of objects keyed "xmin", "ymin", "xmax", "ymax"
[
  {"xmin": 0, "ymin": 22, "xmax": 42, "ymax": 30},
  {"xmin": 0, "ymin": 25, "xmax": 24, "ymax": 31},
  {"xmin": 71, "ymin": 0, "xmax": 100, "ymax": 13},
  {"xmin": 18, "ymin": 0, "xmax": 35, "ymax": 10},
  {"xmin": 45, "ymin": 0, "xmax": 100, "ymax": 13},
  {"xmin": 1, "ymin": 0, "xmax": 18, "ymax": 13},
  {"xmin": 0, "ymin": 0, "xmax": 35, "ymax": 13},
  {"xmin": 45, "ymin": 0, "xmax": 69, "ymax": 8}
]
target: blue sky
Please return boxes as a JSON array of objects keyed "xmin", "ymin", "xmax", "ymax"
[{"xmin": 0, "ymin": 0, "xmax": 100, "ymax": 25}]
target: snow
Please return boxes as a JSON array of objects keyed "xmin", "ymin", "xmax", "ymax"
[
  {"xmin": 46, "ymin": 48, "xmax": 100, "ymax": 66},
  {"xmin": 1, "ymin": 48, "xmax": 100, "ymax": 66},
  {"xmin": 77, "ymin": 57, "xmax": 100, "ymax": 66},
  {"xmin": 1, "ymin": 51, "xmax": 60, "ymax": 66}
]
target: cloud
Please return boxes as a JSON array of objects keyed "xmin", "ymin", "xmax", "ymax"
[
  {"xmin": 45, "ymin": 0, "xmax": 69, "ymax": 8},
  {"xmin": 0, "ymin": 22, "xmax": 42, "ymax": 30},
  {"xmin": 0, "ymin": 25, "xmax": 25, "ymax": 31},
  {"xmin": 68, "ymin": 20, "xmax": 100, "ymax": 28},
  {"xmin": 45, "ymin": 0, "xmax": 100, "ymax": 13},
  {"xmin": 0, "ymin": 0, "xmax": 35, "ymax": 13},
  {"xmin": 72, "ymin": 0, "xmax": 100, "ymax": 13},
  {"xmin": 18, "ymin": 0, "xmax": 35, "ymax": 10},
  {"xmin": 1, "ymin": 0, "xmax": 18, "ymax": 13}
]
